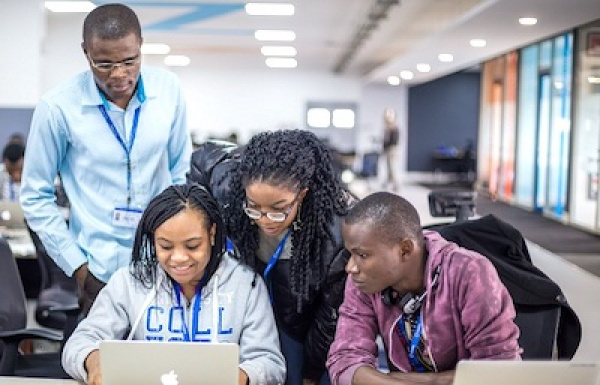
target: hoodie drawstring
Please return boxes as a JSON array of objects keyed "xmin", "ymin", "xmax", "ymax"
[
  {"xmin": 128, "ymin": 273, "xmax": 163, "ymax": 340},
  {"xmin": 211, "ymin": 274, "xmax": 220, "ymax": 342}
]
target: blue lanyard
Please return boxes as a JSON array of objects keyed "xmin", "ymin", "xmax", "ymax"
[
  {"xmin": 8, "ymin": 179, "xmax": 15, "ymax": 201},
  {"xmin": 98, "ymin": 104, "xmax": 141, "ymax": 206},
  {"xmin": 398, "ymin": 312, "xmax": 426, "ymax": 372},
  {"xmin": 263, "ymin": 229, "xmax": 291, "ymax": 303},
  {"xmin": 173, "ymin": 283, "xmax": 203, "ymax": 342}
]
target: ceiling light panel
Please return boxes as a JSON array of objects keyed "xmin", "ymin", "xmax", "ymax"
[
  {"xmin": 416, "ymin": 63, "xmax": 431, "ymax": 73},
  {"xmin": 45, "ymin": 1, "xmax": 95, "ymax": 12},
  {"xmin": 400, "ymin": 70, "xmax": 414, "ymax": 80},
  {"xmin": 245, "ymin": 3, "xmax": 294, "ymax": 16},
  {"xmin": 519, "ymin": 17, "xmax": 538, "ymax": 26},
  {"xmin": 265, "ymin": 57, "xmax": 297, "ymax": 68},
  {"xmin": 470, "ymin": 39, "xmax": 487, "ymax": 48},
  {"xmin": 438, "ymin": 53, "xmax": 454, "ymax": 63},
  {"xmin": 387, "ymin": 76, "xmax": 401, "ymax": 86}
]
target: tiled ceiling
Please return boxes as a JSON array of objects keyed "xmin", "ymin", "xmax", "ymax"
[{"xmin": 46, "ymin": 0, "xmax": 600, "ymax": 85}]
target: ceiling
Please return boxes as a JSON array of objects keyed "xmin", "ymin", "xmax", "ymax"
[{"xmin": 48, "ymin": 0, "xmax": 600, "ymax": 86}]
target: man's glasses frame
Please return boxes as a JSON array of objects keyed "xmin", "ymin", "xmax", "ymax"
[
  {"xmin": 243, "ymin": 192, "xmax": 301, "ymax": 223},
  {"xmin": 87, "ymin": 53, "xmax": 141, "ymax": 73}
]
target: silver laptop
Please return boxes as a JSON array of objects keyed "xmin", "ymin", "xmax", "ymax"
[
  {"xmin": 0, "ymin": 200, "xmax": 27, "ymax": 233},
  {"xmin": 100, "ymin": 340, "xmax": 239, "ymax": 385},
  {"xmin": 453, "ymin": 360, "xmax": 600, "ymax": 385}
]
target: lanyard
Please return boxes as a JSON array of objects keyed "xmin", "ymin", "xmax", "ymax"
[
  {"xmin": 398, "ymin": 312, "xmax": 426, "ymax": 372},
  {"xmin": 263, "ymin": 229, "xmax": 291, "ymax": 303},
  {"xmin": 8, "ymin": 179, "xmax": 15, "ymax": 201},
  {"xmin": 98, "ymin": 104, "xmax": 141, "ymax": 206},
  {"xmin": 173, "ymin": 282, "xmax": 203, "ymax": 342}
]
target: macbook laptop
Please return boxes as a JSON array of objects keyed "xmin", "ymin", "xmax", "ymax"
[
  {"xmin": 0, "ymin": 201, "xmax": 25, "ymax": 230},
  {"xmin": 100, "ymin": 340, "xmax": 239, "ymax": 385},
  {"xmin": 453, "ymin": 360, "xmax": 600, "ymax": 385}
]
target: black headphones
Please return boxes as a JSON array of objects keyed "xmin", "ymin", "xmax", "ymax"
[{"xmin": 382, "ymin": 265, "xmax": 442, "ymax": 315}]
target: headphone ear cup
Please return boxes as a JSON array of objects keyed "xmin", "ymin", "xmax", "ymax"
[{"xmin": 381, "ymin": 287, "xmax": 399, "ymax": 306}]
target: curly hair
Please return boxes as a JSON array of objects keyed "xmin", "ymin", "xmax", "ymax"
[
  {"xmin": 223, "ymin": 129, "xmax": 348, "ymax": 311},
  {"xmin": 130, "ymin": 183, "xmax": 226, "ymax": 291}
]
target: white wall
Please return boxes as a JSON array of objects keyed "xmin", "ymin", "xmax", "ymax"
[
  {"xmin": 0, "ymin": 0, "xmax": 45, "ymax": 106},
  {"xmin": 3, "ymin": 4, "xmax": 409, "ymax": 173}
]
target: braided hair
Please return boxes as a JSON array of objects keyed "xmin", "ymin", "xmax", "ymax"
[
  {"xmin": 224, "ymin": 129, "xmax": 348, "ymax": 311},
  {"xmin": 130, "ymin": 183, "xmax": 226, "ymax": 290}
]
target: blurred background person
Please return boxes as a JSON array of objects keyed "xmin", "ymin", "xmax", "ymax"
[
  {"xmin": 1, "ymin": 140, "xmax": 25, "ymax": 201},
  {"xmin": 382, "ymin": 107, "xmax": 400, "ymax": 191}
]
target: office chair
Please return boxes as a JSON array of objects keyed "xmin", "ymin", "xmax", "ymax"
[
  {"xmin": 26, "ymin": 224, "xmax": 79, "ymax": 332},
  {"xmin": 428, "ymin": 189, "xmax": 477, "ymax": 222},
  {"xmin": 0, "ymin": 237, "xmax": 70, "ymax": 378}
]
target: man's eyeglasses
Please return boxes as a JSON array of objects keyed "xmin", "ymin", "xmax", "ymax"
[
  {"xmin": 87, "ymin": 54, "xmax": 140, "ymax": 73},
  {"xmin": 243, "ymin": 193, "xmax": 300, "ymax": 223}
]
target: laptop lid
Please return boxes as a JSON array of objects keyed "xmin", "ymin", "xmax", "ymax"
[
  {"xmin": 0, "ymin": 201, "xmax": 25, "ymax": 230},
  {"xmin": 453, "ymin": 360, "xmax": 600, "ymax": 385},
  {"xmin": 100, "ymin": 340, "xmax": 239, "ymax": 385}
]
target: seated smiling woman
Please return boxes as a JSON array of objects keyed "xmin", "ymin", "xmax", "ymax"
[{"xmin": 62, "ymin": 184, "xmax": 285, "ymax": 385}]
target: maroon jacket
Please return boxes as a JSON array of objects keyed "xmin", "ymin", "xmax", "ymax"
[{"xmin": 327, "ymin": 230, "xmax": 521, "ymax": 385}]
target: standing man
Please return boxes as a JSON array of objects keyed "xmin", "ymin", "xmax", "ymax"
[
  {"xmin": 382, "ymin": 108, "xmax": 400, "ymax": 190},
  {"xmin": 327, "ymin": 192, "xmax": 521, "ymax": 385},
  {"xmin": 20, "ymin": 3, "xmax": 192, "ymax": 316}
]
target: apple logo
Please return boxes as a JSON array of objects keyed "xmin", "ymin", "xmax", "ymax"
[{"xmin": 160, "ymin": 370, "xmax": 179, "ymax": 385}]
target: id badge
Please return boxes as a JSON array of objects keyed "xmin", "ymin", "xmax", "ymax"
[{"xmin": 112, "ymin": 207, "xmax": 143, "ymax": 228}]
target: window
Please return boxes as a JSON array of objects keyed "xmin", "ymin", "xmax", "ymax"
[
  {"xmin": 307, "ymin": 108, "xmax": 331, "ymax": 128},
  {"xmin": 306, "ymin": 102, "xmax": 357, "ymax": 129}
]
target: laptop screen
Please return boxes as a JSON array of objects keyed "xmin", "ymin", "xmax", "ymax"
[
  {"xmin": 100, "ymin": 340, "xmax": 239, "ymax": 385},
  {"xmin": 453, "ymin": 360, "xmax": 600, "ymax": 385}
]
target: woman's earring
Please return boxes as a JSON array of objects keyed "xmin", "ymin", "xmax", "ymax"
[{"xmin": 292, "ymin": 204, "xmax": 302, "ymax": 231}]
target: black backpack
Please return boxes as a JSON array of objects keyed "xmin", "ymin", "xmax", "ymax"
[{"xmin": 430, "ymin": 214, "xmax": 581, "ymax": 360}]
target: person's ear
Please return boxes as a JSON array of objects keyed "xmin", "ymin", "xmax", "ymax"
[
  {"xmin": 399, "ymin": 238, "xmax": 415, "ymax": 261},
  {"xmin": 209, "ymin": 224, "xmax": 216, "ymax": 246},
  {"xmin": 81, "ymin": 42, "xmax": 87, "ymax": 55},
  {"xmin": 298, "ymin": 187, "xmax": 309, "ymax": 202}
]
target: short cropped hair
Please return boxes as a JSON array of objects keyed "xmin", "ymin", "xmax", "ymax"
[
  {"xmin": 83, "ymin": 3, "xmax": 142, "ymax": 47},
  {"xmin": 2, "ymin": 142, "xmax": 25, "ymax": 163},
  {"xmin": 345, "ymin": 191, "xmax": 423, "ymax": 247}
]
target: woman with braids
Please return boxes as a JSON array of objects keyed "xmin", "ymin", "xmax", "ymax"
[
  {"xmin": 189, "ymin": 129, "xmax": 353, "ymax": 385},
  {"xmin": 62, "ymin": 184, "xmax": 286, "ymax": 385}
]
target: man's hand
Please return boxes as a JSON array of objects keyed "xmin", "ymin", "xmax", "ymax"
[
  {"xmin": 84, "ymin": 349, "xmax": 102, "ymax": 385},
  {"xmin": 389, "ymin": 369, "xmax": 455, "ymax": 385},
  {"xmin": 74, "ymin": 263, "xmax": 89, "ymax": 289},
  {"xmin": 303, "ymin": 379, "xmax": 317, "ymax": 385}
]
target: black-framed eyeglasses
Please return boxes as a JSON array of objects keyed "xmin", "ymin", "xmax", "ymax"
[
  {"xmin": 87, "ymin": 53, "xmax": 140, "ymax": 73},
  {"xmin": 243, "ymin": 192, "xmax": 301, "ymax": 223}
]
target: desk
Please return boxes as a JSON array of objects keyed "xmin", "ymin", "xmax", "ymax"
[
  {"xmin": 1, "ymin": 228, "xmax": 36, "ymax": 259},
  {"xmin": 0, "ymin": 378, "xmax": 81, "ymax": 385}
]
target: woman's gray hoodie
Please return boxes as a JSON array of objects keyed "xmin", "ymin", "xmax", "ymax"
[{"xmin": 62, "ymin": 253, "xmax": 286, "ymax": 385}]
